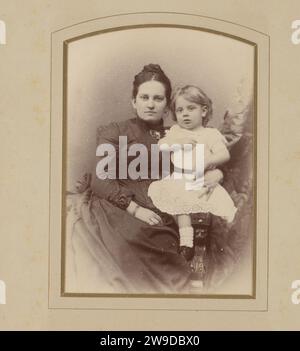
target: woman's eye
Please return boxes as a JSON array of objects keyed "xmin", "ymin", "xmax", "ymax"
[
  {"xmin": 154, "ymin": 96, "xmax": 164, "ymax": 102},
  {"xmin": 140, "ymin": 95, "xmax": 148, "ymax": 100}
]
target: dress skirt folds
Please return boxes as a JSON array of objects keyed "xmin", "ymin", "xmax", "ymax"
[{"xmin": 68, "ymin": 181, "xmax": 191, "ymax": 294}]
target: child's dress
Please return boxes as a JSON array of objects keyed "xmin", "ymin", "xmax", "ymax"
[{"xmin": 148, "ymin": 124, "xmax": 237, "ymax": 222}]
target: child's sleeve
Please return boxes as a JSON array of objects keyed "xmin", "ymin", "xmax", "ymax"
[
  {"xmin": 158, "ymin": 126, "xmax": 181, "ymax": 150},
  {"xmin": 158, "ymin": 130, "xmax": 171, "ymax": 150},
  {"xmin": 158, "ymin": 130, "xmax": 170, "ymax": 146},
  {"xmin": 209, "ymin": 128, "xmax": 229, "ymax": 154}
]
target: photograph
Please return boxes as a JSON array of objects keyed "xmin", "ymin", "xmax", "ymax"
[
  {"xmin": 3, "ymin": 0, "xmax": 300, "ymax": 332},
  {"xmin": 62, "ymin": 25, "xmax": 256, "ymax": 297}
]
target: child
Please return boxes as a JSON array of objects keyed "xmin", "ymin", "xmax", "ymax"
[{"xmin": 148, "ymin": 85, "xmax": 237, "ymax": 261}]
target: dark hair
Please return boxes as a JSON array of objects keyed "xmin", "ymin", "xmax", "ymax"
[
  {"xmin": 132, "ymin": 64, "xmax": 172, "ymax": 105},
  {"xmin": 170, "ymin": 85, "xmax": 213, "ymax": 126}
]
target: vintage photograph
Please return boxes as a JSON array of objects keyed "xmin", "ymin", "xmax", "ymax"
[{"xmin": 63, "ymin": 26, "xmax": 255, "ymax": 296}]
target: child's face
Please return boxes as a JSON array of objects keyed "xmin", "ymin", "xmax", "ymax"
[{"xmin": 175, "ymin": 96, "xmax": 207, "ymax": 130}]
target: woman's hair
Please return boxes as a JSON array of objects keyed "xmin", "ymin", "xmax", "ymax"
[
  {"xmin": 132, "ymin": 64, "xmax": 172, "ymax": 105},
  {"xmin": 170, "ymin": 85, "xmax": 213, "ymax": 126}
]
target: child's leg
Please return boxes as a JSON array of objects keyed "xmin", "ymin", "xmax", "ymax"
[
  {"xmin": 177, "ymin": 214, "xmax": 194, "ymax": 248},
  {"xmin": 177, "ymin": 214, "xmax": 192, "ymax": 228}
]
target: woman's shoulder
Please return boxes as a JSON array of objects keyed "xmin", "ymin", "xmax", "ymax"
[
  {"xmin": 96, "ymin": 118, "xmax": 135, "ymax": 143},
  {"xmin": 97, "ymin": 118, "xmax": 135, "ymax": 132}
]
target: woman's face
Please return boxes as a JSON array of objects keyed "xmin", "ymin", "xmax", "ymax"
[{"xmin": 132, "ymin": 80, "xmax": 168, "ymax": 124}]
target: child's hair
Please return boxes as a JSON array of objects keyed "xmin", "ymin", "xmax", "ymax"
[{"xmin": 170, "ymin": 85, "xmax": 213, "ymax": 126}]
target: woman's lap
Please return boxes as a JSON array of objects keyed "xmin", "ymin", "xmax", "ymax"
[{"xmin": 68, "ymin": 194, "xmax": 191, "ymax": 294}]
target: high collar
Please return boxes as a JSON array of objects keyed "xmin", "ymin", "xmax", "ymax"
[{"xmin": 135, "ymin": 116, "xmax": 165, "ymax": 132}]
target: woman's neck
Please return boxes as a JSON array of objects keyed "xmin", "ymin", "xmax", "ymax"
[{"xmin": 136, "ymin": 116, "xmax": 164, "ymax": 131}]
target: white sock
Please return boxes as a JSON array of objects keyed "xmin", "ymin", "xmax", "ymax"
[{"xmin": 179, "ymin": 226, "xmax": 194, "ymax": 247}]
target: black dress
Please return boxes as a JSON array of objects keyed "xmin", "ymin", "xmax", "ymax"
[{"xmin": 68, "ymin": 117, "xmax": 191, "ymax": 294}]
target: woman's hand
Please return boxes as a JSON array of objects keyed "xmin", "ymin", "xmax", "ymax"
[
  {"xmin": 127, "ymin": 201, "xmax": 162, "ymax": 225},
  {"xmin": 135, "ymin": 207, "xmax": 162, "ymax": 225},
  {"xmin": 204, "ymin": 169, "xmax": 223, "ymax": 189},
  {"xmin": 194, "ymin": 169, "xmax": 224, "ymax": 200}
]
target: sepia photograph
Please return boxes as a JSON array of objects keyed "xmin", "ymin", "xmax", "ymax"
[
  {"xmin": 62, "ymin": 25, "xmax": 256, "ymax": 297},
  {"xmin": 5, "ymin": 0, "xmax": 300, "ymax": 331}
]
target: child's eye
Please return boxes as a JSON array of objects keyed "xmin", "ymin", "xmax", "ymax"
[
  {"xmin": 187, "ymin": 105, "xmax": 196, "ymax": 111},
  {"xmin": 176, "ymin": 107, "xmax": 183, "ymax": 113}
]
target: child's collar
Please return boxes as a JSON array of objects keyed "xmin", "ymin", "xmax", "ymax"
[{"xmin": 175, "ymin": 124, "xmax": 205, "ymax": 133}]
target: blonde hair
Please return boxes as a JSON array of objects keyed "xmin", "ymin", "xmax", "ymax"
[{"xmin": 170, "ymin": 85, "xmax": 213, "ymax": 126}]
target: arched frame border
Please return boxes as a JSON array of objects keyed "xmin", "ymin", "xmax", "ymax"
[{"xmin": 49, "ymin": 12, "xmax": 269, "ymax": 311}]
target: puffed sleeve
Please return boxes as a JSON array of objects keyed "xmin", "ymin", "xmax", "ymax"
[
  {"xmin": 158, "ymin": 125, "xmax": 182, "ymax": 150},
  {"xmin": 207, "ymin": 128, "xmax": 229, "ymax": 154},
  {"xmin": 91, "ymin": 122, "xmax": 134, "ymax": 210}
]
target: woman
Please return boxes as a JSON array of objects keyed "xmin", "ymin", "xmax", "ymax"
[{"xmin": 69, "ymin": 64, "xmax": 224, "ymax": 294}]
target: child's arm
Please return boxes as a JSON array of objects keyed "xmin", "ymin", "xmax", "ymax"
[
  {"xmin": 194, "ymin": 131, "xmax": 230, "ymax": 181},
  {"xmin": 205, "ymin": 145, "xmax": 230, "ymax": 170},
  {"xmin": 194, "ymin": 147, "xmax": 228, "ymax": 181},
  {"xmin": 204, "ymin": 129, "xmax": 230, "ymax": 170}
]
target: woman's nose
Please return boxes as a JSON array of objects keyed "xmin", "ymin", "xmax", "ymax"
[{"xmin": 147, "ymin": 99, "xmax": 155, "ymax": 109}]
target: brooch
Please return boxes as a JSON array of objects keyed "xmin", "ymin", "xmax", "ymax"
[{"xmin": 149, "ymin": 129, "xmax": 162, "ymax": 141}]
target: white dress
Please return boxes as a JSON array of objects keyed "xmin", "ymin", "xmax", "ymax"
[{"xmin": 148, "ymin": 125, "xmax": 237, "ymax": 222}]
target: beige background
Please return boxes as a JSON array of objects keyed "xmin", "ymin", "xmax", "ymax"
[{"xmin": 0, "ymin": 0, "xmax": 300, "ymax": 330}]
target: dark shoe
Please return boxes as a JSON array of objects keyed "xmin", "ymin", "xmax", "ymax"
[{"xmin": 179, "ymin": 246, "xmax": 195, "ymax": 261}]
